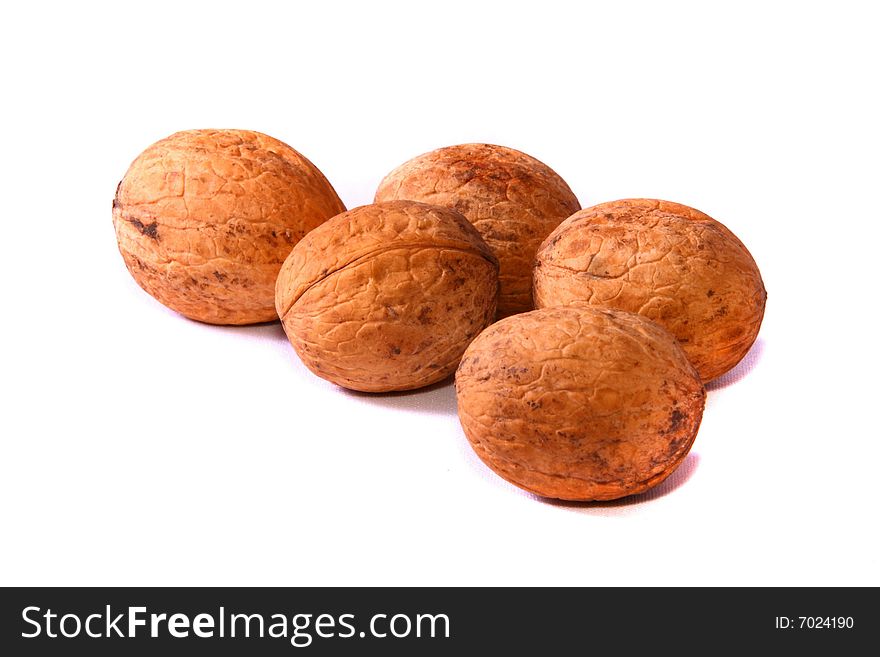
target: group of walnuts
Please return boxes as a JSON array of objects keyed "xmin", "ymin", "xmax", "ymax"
[{"xmin": 113, "ymin": 130, "xmax": 766, "ymax": 502}]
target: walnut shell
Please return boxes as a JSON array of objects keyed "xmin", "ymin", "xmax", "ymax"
[
  {"xmin": 275, "ymin": 201, "xmax": 499, "ymax": 392},
  {"xmin": 456, "ymin": 306, "xmax": 705, "ymax": 501},
  {"xmin": 534, "ymin": 199, "xmax": 766, "ymax": 381},
  {"xmin": 374, "ymin": 143, "xmax": 580, "ymax": 317},
  {"xmin": 112, "ymin": 129, "xmax": 345, "ymax": 325}
]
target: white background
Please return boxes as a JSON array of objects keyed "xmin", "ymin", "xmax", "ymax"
[{"xmin": 2, "ymin": 1, "xmax": 878, "ymax": 586}]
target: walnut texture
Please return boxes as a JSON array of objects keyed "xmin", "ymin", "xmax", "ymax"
[
  {"xmin": 534, "ymin": 199, "xmax": 766, "ymax": 381},
  {"xmin": 112, "ymin": 129, "xmax": 345, "ymax": 324},
  {"xmin": 456, "ymin": 306, "xmax": 705, "ymax": 501},
  {"xmin": 374, "ymin": 143, "xmax": 580, "ymax": 317},
  {"xmin": 275, "ymin": 201, "xmax": 499, "ymax": 392}
]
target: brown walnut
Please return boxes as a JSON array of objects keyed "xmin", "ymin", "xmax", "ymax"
[
  {"xmin": 112, "ymin": 129, "xmax": 345, "ymax": 325},
  {"xmin": 534, "ymin": 199, "xmax": 766, "ymax": 381},
  {"xmin": 275, "ymin": 201, "xmax": 499, "ymax": 392},
  {"xmin": 374, "ymin": 143, "xmax": 580, "ymax": 317},
  {"xmin": 456, "ymin": 306, "xmax": 705, "ymax": 501}
]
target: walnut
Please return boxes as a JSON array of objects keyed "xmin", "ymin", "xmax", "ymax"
[
  {"xmin": 275, "ymin": 201, "xmax": 499, "ymax": 392},
  {"xmin": 456, "ymin": 306, "xmax": 705, "ymax": 501},
  {"xmin": 534, "ymin": 199, "xmax": 766, "ymax": 381},
  {"xmin": 374, "ymin": 143, "xmax": 580, "ymax": 317},
  {"xmin": 112, "ymin": 129, "xmax": 345, "ymax": 324}
]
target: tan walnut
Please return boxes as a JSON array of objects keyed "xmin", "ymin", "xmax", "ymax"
[
  {"xmin": 374, "ymin": 143, "xmax": 580, "ymax": 318},
  {"xmin": 275, "ymin": 201, "xmax": 499, "ymax": 392},
  {"xmin": 456, "ymin": 306, "xmax": 705, "ymax": 501},
  {"xmin": 534, "ymin": 199, "xmax": 766, "ymax": 381},
  {"xmin": 112, "ymin": 129, "xmax": 345, "ymax": 325}
]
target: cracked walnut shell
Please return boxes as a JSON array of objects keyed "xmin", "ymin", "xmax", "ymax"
[
  {"xmin": 112, "ymin": 129, "xmax": 345, "ymax": 324},
  {"xmin": 374, "ymin": 143, "xmax": 580, "ymax": 317},
  {"xmin": 534, "ymin": 199, "xmax": 766, "ymax": 381},
  {"xmin": 456, "ymin": 306, "xmax": 705, "ymax": 501},
  {"xmin": 275, "ymin": 201, "xmax": 499, "ymax": 392}
]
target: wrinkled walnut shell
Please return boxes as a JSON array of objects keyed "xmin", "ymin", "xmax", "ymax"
[
  {"xmin": 375, "ymin": 143, "xmax": 580, "ymax": 317},
  {"xmin": 456, "ymin": 306, "xmax": 705, "ymax": 501},
  {"xmin": 113, "ymin": 129, "xmax": 345, "ymax": 325},
  {"xmin": 534, "ymin": 199, "xmax": 766, "ymax": 381},
  {"xmin": 276, "ymin": 201, "xmax": 499, "ymax": 392}
]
